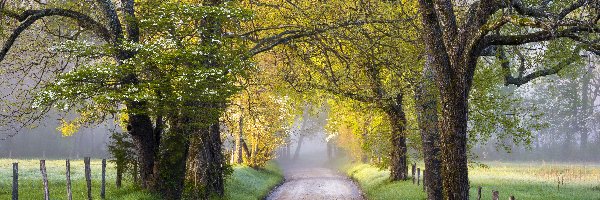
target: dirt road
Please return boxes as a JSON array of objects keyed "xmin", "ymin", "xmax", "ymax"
[{"xmin": 266, "ymin": 166, "xmax": 364, "ymax": 200}]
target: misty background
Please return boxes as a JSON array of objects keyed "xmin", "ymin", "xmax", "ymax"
[{"xmin": 0, "ymin": 115, "xmax": 113, "ymax": 158}]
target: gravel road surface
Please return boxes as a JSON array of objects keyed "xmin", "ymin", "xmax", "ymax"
[{"xmin": 266, "ymin": 166, "xmax": 364, "ymax": 200}]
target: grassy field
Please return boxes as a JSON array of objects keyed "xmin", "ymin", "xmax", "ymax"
[
  {"xmin": 0, "ymin": 159, "xmax": 156, "ymax": 200},
  {"xmin": 0, "ymin": 159, "xmax": 283, "ymax": 200},
  {"xmin": 343, "ymin": 162, "xmax": 600, "ymax": 200}
]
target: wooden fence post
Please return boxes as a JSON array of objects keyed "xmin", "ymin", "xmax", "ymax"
[
  {"xmin": 12, "ymin": 163, "xmax": 18, "ymax": 200},
  {"xmin": 84, "ymin": 157, "xmax": 92, "ymax": 200},
  {"xmin": 411, "ymin": 163, "xmax": 416, "ymax": 184},
  {"xmin": 101, "ymin": 159, "xmax": 106, "ymax": 199},
  {"xmin": 422, "ymin": 171, "xmax": 426, "ymax": 191},
  {"xmin": 476, "ymin": 186, "xmax": 481, "ymax": 200},
  {"xmin": 116, "ymin": 162, "xmax": 122, "ymax": 189},
  {"xmin": 492, "ymin": 190, "xmax": 499, "ymax": 200},
  {"xmin": 40, "ymin": 160, "xmax": 50, "ymax": 200},
  {"xmin": 417, "ymin": 168, "xmax": 421, "ymax": 186},
  {"xmin": 66, "ymin": 160, "xmax": 72, "ymax": 200}
]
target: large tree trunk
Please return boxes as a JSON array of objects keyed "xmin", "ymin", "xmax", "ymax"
[
  {"xmin": 126, "ymin": 102, "xmax": 158, "ymax": 189},
  {"xmin": 385, "ymin": 93, "xmax": 408, "ymax": 181},
  {"xmin": 203, "ymin": 122, "xmax": 226, "ymax": 196},
  {"xmin": 436, "ymin": 65, "xmax": 470, "ymax": 200},
  {"xmin": 414, "ymin": 56, "xmax": 443, "ymax": 200},
  {"xmin": 155, "ymin": 117, "xmax": 190, "ymax": 200},
  {"xmin": 417, "ymin": 1, "xmax": 471, "ymax": 198},
  {"xmin": 187, "ymin": 122, "xmax": 226, "ymax": 198}
]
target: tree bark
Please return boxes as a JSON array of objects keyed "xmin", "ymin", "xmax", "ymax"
[
  {"xmin": 414, "ymin": 56, "xmax": 443, "ymax": 200},
  {"xmin": 385, "ymin": 93, "xmax": 408, "ymax": 181},
  {"xmin": 435, "ymin": 61, "xmax": 471, "ymax": 200},
  {"xmin": 202, "ymin": 123, "xmax": 226, "ymax": 196},
  {"xmin": 155, "ymin": 117, "xmax": 190, "ymax": 200},
  {"xmin": 417, "ymin": 1, "xmax": 471, "ymax": 198},
  {"xmin": 242, "ymin": 137, "xmax": 251, "ymax": 160},
  {"xmin": 187, "ymin": 122, "xmax": 226, "ymax": 198},
  {"xmin": 126, "ymin": 104, "xmax": 157, "ymax": 189},
  {"xmin": 116, "ymin": 164, "xmax": 122, "ymax": 188}
]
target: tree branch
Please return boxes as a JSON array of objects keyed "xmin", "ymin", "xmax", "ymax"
[
  {"xmin": 96, "ymin": 0, "xmax": 123, "ymax": 45},
  {"xmin": 0, "ymin": 8, "xmax": 110, "ymax": 63},
  {"xmin": 120, "ymin": 0, "xmax": 139, "ymax": 43},
  {"xmin": 483, "ymin": 26, "xmax": 600, "ymax": 47},
  {"xmin": 417, "ymin": 0, "xmax": 453, "ymax": 79},
  {"xmin": 248, "ymin": 19, "xmax": 406, "ymax": 56},
  {"xmin": 500, "ymin": 46, "xmax": 582, "ymax": 87},
  {"xmin": 311, "ymin": 84, "xmax": 375, "ymax": 103},
  {"xmin": 433, "ymin": 0, "xmax": 458, "ymax": 50}
]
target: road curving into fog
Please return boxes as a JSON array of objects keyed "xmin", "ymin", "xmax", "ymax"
[{"xmin": 266, "ymin": 166, "xmax": 364, "ymax": 200}]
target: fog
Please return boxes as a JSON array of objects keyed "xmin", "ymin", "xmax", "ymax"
[
  {"xmin": 0, "ymin": 116, "xmax": 112, "ymax": 158},
  {"xmin": 276, "ymin": 105, "xmax": 335, "ymax": 168}
]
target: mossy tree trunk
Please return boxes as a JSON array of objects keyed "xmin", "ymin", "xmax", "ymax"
[{"xmin": 385, "ymin": 94, "xmax": 408, "ymax": 181}]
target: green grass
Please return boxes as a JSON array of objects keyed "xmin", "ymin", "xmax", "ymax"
[
  {"xmin": 224, "ymin": 162, "xmax": 284, "ymax": 200},
  {"xmin": 343, "ymin": 162, "xmax": 600, "ymax": 200},
  {"xmin": 344, "ymin": 164, "xmax": 426, "ymax": 200},
  {"xmin": 468, "ymin": 162, "xmax": 600, "ymax": 200},
  {"xmin": 0, "ymin": 159, "xmax": 283, "ymax": 200},
  {"xmin": 0, "ymin": 159, "xmax": 157, "ymax": 200}
]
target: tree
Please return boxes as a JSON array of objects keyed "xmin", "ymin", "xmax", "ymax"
[
  {"xmin": 2, "ymin": 1, "xmax": 250, "ymax": 199},
  {"xmin": 249, "ymin": 0, "xmax": 422, "ymax": 180},
  {"xmin": 513, "ymin": 48, "xmax": 600, "ymax": 161},
  {"xmin": 416, "ymin": 0, "xmax": 599, "ymax": 198},
  {"xmin": 1, "ymin": 0, "xmax": 161, "ymax": 189},
  {"xmin": 223, "ymin": 55, "xmax": 296, "ymax": 168}
]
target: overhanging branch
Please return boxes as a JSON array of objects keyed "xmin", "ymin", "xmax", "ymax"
[
  {"xmin": 483, "ymin": 26, "xmax": 600, "ymax": 47},
  {"xmin": 248, "ymin": 19, "xmax": 407, "ymax": 56},
  {"xmin": 0, "ymin": 8, "xmax": 111, "ymax": 63},
  {"xmin": 500, "ymin": 46, "xmax": 582, "ymax": 87}
]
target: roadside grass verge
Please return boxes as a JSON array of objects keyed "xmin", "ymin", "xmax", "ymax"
[
  {"xmin": 343, "ymin": 162, "xmax": 600, "ymax": 200},
  {"xmin": 1, "ymin": 159, "xmax": 284, "ymax": 200},
  {"xmin": 343, "ymin": 164, "xmax": 426, "ymax": 200},
  {"xmin": 224, "ymin": 161, "xmax": 284, "ymax": 200}
]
